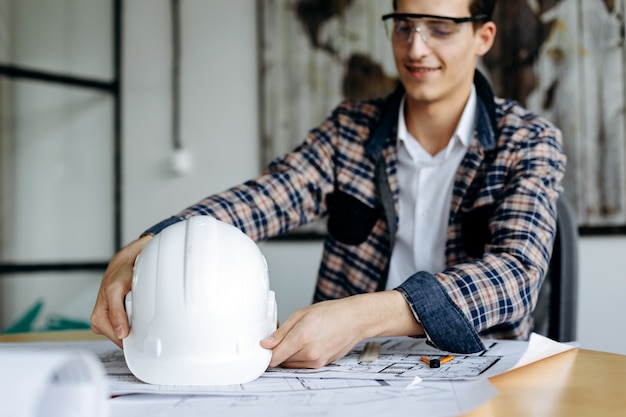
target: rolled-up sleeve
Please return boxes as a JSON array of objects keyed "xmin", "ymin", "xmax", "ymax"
[{"xmin": 398, "ymin": 117, "xmax": 566, "ymax": 352}]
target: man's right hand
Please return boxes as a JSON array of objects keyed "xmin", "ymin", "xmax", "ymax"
[{"xmin": 90, "ymin": 234, "xmax": 153, "ymax": 348}]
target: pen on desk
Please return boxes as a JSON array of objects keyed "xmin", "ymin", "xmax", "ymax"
[
  {"xmin": 439, "ymin": 355, "xmax": 454, "ymax": 365},
  {"xmin": 421, "ymin": 355, "xmax": 454, "ymax": 368},
  {"xmin": 359, "ymin": 341, "xmax": 381, "ymax": 363}
]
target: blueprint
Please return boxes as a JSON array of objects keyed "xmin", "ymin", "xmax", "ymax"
[
  {"xmin": 266, "ymin": 336, "xmax": 520, "ymax": 380},
  {"xmin": 95, "ymin": 345, "xmax": 412, "ymax": 395},
  {"xmin": 0, "ymin": 333, "xmax": 574, "ymax": 394},
  {"xmin": 107, "ymin": 379, "xmax": 496, "ymax": 417}
]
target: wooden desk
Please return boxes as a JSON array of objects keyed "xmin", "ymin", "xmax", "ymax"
[
  {"xmin": 2, "ymin": 331, "xmax": 625, "ymax": 416},
  {"xmin": 0, "ymin": 330, "xmax": 106, "ymax": 343},
  {"xmin": 464, "ymin": 348, "xmax": 626, "ymax": 417}
]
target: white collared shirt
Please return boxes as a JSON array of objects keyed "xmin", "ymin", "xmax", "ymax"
[{"xmin": 386, "ymin": 86, "xmax": 476, "ymax": 290}]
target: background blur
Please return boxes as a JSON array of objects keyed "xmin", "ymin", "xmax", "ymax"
[{"xmin": 1, "ymin": 0, "xmax": 624, "ymax": 354}]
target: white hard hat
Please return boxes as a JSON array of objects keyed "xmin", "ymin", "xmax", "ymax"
[{"xmin": 123, "ymin": 215, "xmax": 277, "ymax": 385}]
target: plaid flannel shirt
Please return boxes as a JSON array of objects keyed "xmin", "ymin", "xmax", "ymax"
[{"xmin": 146, "ymin": 71, "xmax": 566, "ymax": 353}]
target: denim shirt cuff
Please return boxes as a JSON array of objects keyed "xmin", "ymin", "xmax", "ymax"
[
  {"xmin": 142, "ymin": 216, "xmax": 184, "ymax": 237},
  {"xmin": 396, "ymin": 271, "xmax": 485, "ymax": 353}
]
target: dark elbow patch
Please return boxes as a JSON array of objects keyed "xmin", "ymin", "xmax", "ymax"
[
  {"xmin": 461, "ymin": 205, "xmax": 496, "ymax": 258},
  {"xmin": 327, "ymin": 191, "xmax": 381, "ymax": 245}
]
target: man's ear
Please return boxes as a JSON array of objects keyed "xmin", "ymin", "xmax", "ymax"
[{"xmin": 475, "ymin": 21, "xmax": 497, "ymax": 57}]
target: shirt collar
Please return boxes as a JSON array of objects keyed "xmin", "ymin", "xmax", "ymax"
[{"xmin": 455, "ymin": 84, "xmax": 477, "ymax": 149}]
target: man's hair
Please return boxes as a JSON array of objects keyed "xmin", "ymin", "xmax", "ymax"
[{"xmin": 392, "ymin": 0, "xmax": 496, "ymax": 22}]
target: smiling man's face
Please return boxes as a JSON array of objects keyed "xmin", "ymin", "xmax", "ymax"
[{"xmin": 391, "ymin": 0, "xmax": 495, "ymax": 110}]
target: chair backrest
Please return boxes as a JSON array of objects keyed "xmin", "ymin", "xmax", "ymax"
[{"xmin": 532, "ymin": 197, "xmax": 579, "ymax": 342}]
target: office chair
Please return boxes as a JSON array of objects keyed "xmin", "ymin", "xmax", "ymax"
[{"xmin": 532, "ymin": 197, "xmax": 579, "ymax": 342}]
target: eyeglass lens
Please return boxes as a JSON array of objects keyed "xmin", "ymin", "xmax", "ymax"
[{"xmin": 385, "ymin": 18, "xmax": 464, "ymax": 46}]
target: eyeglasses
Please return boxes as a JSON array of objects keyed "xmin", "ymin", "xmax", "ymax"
[{"xmin": 381, "ymin": 13, "xmax": 488, "ymax": 48}]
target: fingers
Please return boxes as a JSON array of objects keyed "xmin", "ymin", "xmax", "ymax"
[
  {"xmin": 90, "ymin": 301, "xmax": 123, "ymax": 349},
  {"xmin": 270, "ymin": 335, "xmax": 337, "ymax": 369},
  {"xmin": 90, "ymin": 235, "xmax": 152, "ymax": 348},
  {"xmin": 261, "ymin": 313, "xmax": 302, "ymax": 367},
  {"xmin": 276, "ymin": 356, "xmax": 338, "ymax": 369},
  {"xmin": 90, "ymin": 267, "xmax": 131, "ymax": 349},
  {"xmin": 262, "ymin": 309, "xmax": 336, "ymax": 369},
  {"xmin": 260, "ymin": 297, "xmax": 371, "ymax": 369},
  {"xmin": 261, "ymin": 318, "xmax": 290, "ymax": 347},
  {"xmin": 259, "ymin": 335, "xmax": 278, "ymax": 349},
  {"xmin": 107, "ymin": 263, "xmax": 134, "ymax": 338},
  {"xmin": 261, "ymin": 320, "xmax": 283, "ymax": 347}
]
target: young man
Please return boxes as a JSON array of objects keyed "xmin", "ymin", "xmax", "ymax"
[{"xmin": 91, "ymin": 0, "xmax": 565, "ymax": 368}]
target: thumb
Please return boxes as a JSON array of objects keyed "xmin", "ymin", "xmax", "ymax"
[
  {"xmin": 260, "ymin": 325, "xmax": 288, "ymax": 349},
  {"xmin": 261, "ymin": 314, "xmax": 298, "ymax": 349}
]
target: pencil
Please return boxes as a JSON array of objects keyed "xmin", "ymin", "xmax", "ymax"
[
  {"xmin": 421, "ymin": 355, "xmax": 454, "ymax": 368},
  {"xmin": 439, "ymin": 355, "xmax": 454, "ymax": 365},
  {"xmin": 359, "ymin": 341, "xmax": 381, "ymax": 363}
]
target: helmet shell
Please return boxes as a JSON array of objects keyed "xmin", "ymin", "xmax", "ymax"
[{"xmin": 123, "ymin": 215, "xmax": 277, "ymax": 385}]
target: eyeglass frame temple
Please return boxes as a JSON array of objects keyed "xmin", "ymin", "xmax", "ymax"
[{"xmin": 381, "ymin": 13, "xmax": 489, "ymax": 23}]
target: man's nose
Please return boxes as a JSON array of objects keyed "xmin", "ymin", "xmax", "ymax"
[{"xmin": 408, "ymin": 26, "xmax": 432, "ymax": 56}]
